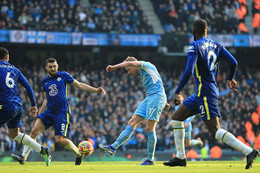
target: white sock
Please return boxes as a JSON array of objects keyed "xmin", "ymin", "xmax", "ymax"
[
  {"xmin": 172, "ymin": 120, "xmax": 185, "ymax": 159},
  {"xmin": 14, "ymin": 133, "xmax": 41, "ymax": 153},
  {"xmin": 22, "ymin": 145, "xmax": 32, "ymax": 160},
  {"xmin": 215, "ymin": 129, "xmax": 253, "ymax": 156},
  {"xmin": 190, "ymin": 139, "xmax": 200, "ymax": 146},
  {"xmin": 64, "ymin": 140, "xmax": 81, "ymax": 157}
]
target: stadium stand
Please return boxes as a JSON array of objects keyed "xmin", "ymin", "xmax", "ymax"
[
  {"xmin": 152, "ymin": 0, "xmax": 241, "ymax": 34},
  {"xmin": 0, "ymin": 0, "xmax": 153, "ymax": 33},
  {"xmin": 0, "ymin": 0, "xmax": 259, "ymax": 159},
  {"xmin": 0, "ymin": 60, "xmax": 259, "ymax": 155}
]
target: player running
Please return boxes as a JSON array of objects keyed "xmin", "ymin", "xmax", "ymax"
[
  {"xmin": 12, "ymin": 58, "xmax": 106, "ymax": 165},
  {"xmin": 0, "ymin": 47, "xmax": 51, "ymax": 166},
  {"xmin": 163, "ymin": 19, "xmax": 259, "ymax": 169},
  {"xmin": 169, "ymin": 104, "xmax": 203, "ymax": 148},
  {"xmin": 99, "ymin": 56, "xmax": 170, "ymax": 166}
]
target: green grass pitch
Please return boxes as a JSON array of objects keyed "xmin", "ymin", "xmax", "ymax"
[{"xmin": 0, "ymin": 161, "xmax": 259, "ymax": 173}]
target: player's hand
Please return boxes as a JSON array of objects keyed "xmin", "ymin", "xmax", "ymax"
[
  {"xmin": 228, "ymin": 80, "xmax": 238, "ymax": 92},
  {"xmin": 164, "ymin": 102, "xmax": 171, "ymax": 111},
  {"xmin": 184, "ymin": 122, "xmax": 189, "ymax": 128},
  {"xmin": 97, "ymin": 86, "xmax": 106, "ymax": 95},
  {"xmin": 29, "ymin": 106, "xmax": 38, "ymax": 117},
  {"xmin": 174, "ymin": 94, "xmax": 184, "ymax": 106},
  {"xmin": 106, "ymin": 65, "xmax": 116, "ymax": 72}
]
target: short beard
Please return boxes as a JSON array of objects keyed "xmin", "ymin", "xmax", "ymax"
[{"xmin": 49, "ymin": 72, "xmax": 57, "ymax": 77}]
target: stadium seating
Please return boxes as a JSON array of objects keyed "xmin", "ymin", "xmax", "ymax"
[
  {"xmin": 0, "ymin": 0, "xmax": 152, "ymax": 33},
  {"xmin": 0, "ymin": 62, "xmax": 259, "ymax": 154}
]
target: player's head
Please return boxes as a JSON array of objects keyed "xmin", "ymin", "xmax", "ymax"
[
  {"xmin": 124, "ymin": 56, "xmax": 139, "ymax": 76},
  {"xmin": 192, "ymin": 19, "xmax": 208, "ymax": 41},
  {"xmin": 0, "ymin": 47, "xmax": 9, "ymax": 61},
  {"xmin": 45, "ymin": 57, "xmax": 58, "ymax": 77}
]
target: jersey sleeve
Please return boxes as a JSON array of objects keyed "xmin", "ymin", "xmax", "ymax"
[
  {"xmin": 63, "ymin": 71, "xmax": 75, "ymax": 83},
  {"xmin": 175, "ymin": 42, "xmax": 198, "ymax": 94},
  {"xmin": 219, "ymin": 46, "xmax": 238, "ymax": 80},
  {"xmin": 140, "ymin": 61, "xmax": 152, "ymax": 70},
  {"xmin": 18, "ymin": 70, "xmax": 36, "ymax": 107}
]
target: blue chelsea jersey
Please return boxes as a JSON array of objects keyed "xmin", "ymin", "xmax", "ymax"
[
  {"xmin": 0, "ymin": 61, "xmax": 36, "ymax": 106},
  {"xmin": 42, "ymin": 71, "xmax": 74, "ymax": 113},
  {"xmin": 139, "ymin": 61, "xmax": 165, "ymax": 95},
  {"xmin": 189, "ymin": 37, "xmax": 222, "ymax": 98},
  {"xmin": 175, "ymin": 37, "xmax": 237, "ymax": 98}
]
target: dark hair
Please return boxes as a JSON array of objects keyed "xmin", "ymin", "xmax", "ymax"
[
  {"xmin": 0, "ymin": 47, "xmax": 9, "ymax": 60},
  {"xmin": 192, "ymin": 19, "xmax": 208, "ymax": 36},
  {"xmin": 45, "ymin": 57, "xmax": 57, "ymax": 65}
]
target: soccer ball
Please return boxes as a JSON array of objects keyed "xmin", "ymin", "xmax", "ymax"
[{"xmin": 78, "ymin": 141, "xmax": 94, "ymax": 156}]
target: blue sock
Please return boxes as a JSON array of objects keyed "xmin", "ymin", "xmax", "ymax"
[
  {"xmin": 147, "ymin": 131, "xmax": 157, "ymax": 161},
  {"xmin": 111, "ymin": 125, "xmax": 135, "ymax": 149}
]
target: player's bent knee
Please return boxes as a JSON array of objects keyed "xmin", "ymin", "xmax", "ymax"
[
  {"xmin": 9, "ymin": 133, "xmax": 18, "ymax": 140},
  {"xmin": 55, "ymin": 136, "xmax": 67, "ymax": 146},
  {"xmin": 128, "ymin": 118, "xmax": 138, "ymax": 127}
]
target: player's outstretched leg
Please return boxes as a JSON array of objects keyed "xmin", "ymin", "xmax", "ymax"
[
  {"xmin": 98, "ymin": 144, "xmax": 116, "ymax": 156},
  {"xmin": 11, "ymin": 153, "xmax": 25, "ymax": 165},
  {"xmin": 75, "ymin": 154, "xmax": 83, "ymax": 165},
  {"xmin": 140, "ymin": 159, "xmax": 154, "ymax": 166},
  {"xmin": 163, "ymin": 157, "xmax": 187, "ymax": 167},
  {"xmin": 245, "ymin": 148, "xmax": 260, "ymax": 169},
  {"xmin": 40, "ymin": 146, "xmax": 51, "ymax": 166}
]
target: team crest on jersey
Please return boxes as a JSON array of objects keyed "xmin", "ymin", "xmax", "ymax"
[
  {"xmin": 49, "ymin": 84, "xmax": 58, "ymax": 96},
  {"xmin": 57, "ymin": 77, "xmax": 61, "ymax": 81}
]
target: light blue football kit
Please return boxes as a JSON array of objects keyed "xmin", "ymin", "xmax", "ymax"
[
  {"xmin": 110, "ymin": 61, "xmax": 167, "ymax": 163},
  {"xmin": 134, "ymin": 61, "xmax": 167, "ymax": 121}
]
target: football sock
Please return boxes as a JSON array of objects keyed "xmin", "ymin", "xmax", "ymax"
[
  {"xmin": 172, "ymin": 120, "xmax": 185, "ymax": 159},
  {"xmin": 215, "ymin": 129, "xmax": 253, "ymax": 156},
  {"xmin": 64, "ymin": 140, "xmax": 81, "ymax": 157},
  {"xmin": 14, "ymin": 133, "xmax": 41, "ymax": 153},
  {"xmin": 111, "ymin": 125, "xmax": 135, "ymax": 149},
  {"xmin": 22, "ymin": 145, "xmax": 32, "ymax": 160},
  {"xmin": 190, "ymin": 139, "xmax": 200, "ymax": 146},
  {"xmin": 147, "ymin": 131, "xmax": 157, "ymax": 161}
]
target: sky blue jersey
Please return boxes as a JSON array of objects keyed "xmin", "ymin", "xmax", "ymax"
[
  {"xmin": 0, "ymin": 61, "xmax": 36, "ymax": 106},
  {"xmin": 175, "ymin": 37, "xmax": 237, "ymax": 98},
  {"xmin": 42, "ymin": 71, "xmax": 74, "ymax": 113},
  {"xmin": 139, "ymin": 61, "xmax": 165, "ymax": 96}
]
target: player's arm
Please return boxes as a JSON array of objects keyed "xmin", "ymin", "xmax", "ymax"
[
  {"xmin": 219, "ymin": 47, "xmax": 238, "ymax": 91},
  {"xmin": 174, "ymin": 44, "xmax": 197, "ymax": 105},
  {"xmin": 185, "ymin": 115, "xmax": 195, "ymax": 124},
  {"xmin": 71, "ymin": 79, "xmax": 106, "ymax": 95},
  {"xmin": 38, "ymin": 92, "xmax": 47, "ymax": 115},
  {"xmin": 106, "ymin": 60, "xmax": 141, "ymax": 72},
  {"xmin": 18, "ymin": 72, "xmax": 38, "ymax": 116},
  {"xmin": 164, "ymin": 102, "xmax": 170, "ymax": 110}
]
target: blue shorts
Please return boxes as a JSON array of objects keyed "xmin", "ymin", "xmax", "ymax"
[
  {"xmin": 183, "ymin": 94, "xmax": 220, "ymax": 121},
  {"xmin": 134, "ymin": 93, "xmax": 166, "ymax": 122},
  {"xmin": 0, "ymin": 103, "xmax": 23, "ymax": 128},
  {"xmin": 37, "ymin": 110, "xmax": 71, "ymax": 137}
]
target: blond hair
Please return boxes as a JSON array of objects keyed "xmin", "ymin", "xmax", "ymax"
[{"xmin": 124, "ymin": 56, "xmax": 137, "ymax": 61}]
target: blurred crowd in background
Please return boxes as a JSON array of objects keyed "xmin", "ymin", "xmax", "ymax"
[
  {"xmin": 153, "ymin": 0, "xmax": 260, "ymax": 34},
  {"xmin": 0, "ymin": 0, "xmax": 153, "ymax": 33},
  {"xmin": 0, "ymin": 0, "xmax": 259, "ymax": 34},
  {"xmin": 0, "ymin": 0, "xmax": 259, "ymax": 158},
  {"xmin": 0, "ymin": 60, "xmax": 259, "ymax": 156}
]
